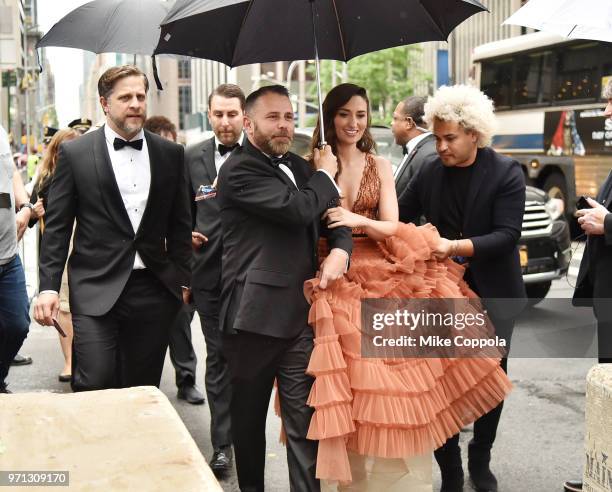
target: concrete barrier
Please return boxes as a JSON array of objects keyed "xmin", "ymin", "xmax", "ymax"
[
  {"xmin": 0, "ymin": 386, "xmax": 222, "ymax": 491},
  {"xmin": 584, "ymin": 364, "xmax": 612, "ymax": 492}
]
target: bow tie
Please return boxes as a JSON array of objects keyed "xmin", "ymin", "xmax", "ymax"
[
  {"xmin": 113, "ymin": 137, "xmax": 143, "ymax": 151},
  {"xmin": 218, "ymin": 143, "xmax": 238, "ymax": 156},
  {"xmin": 402, "ymin": 145, "xmax": 408, "ymax": 155},
  {"xmin": 270, "ymin": 155, "xmax": 292, "ymax": 169}
]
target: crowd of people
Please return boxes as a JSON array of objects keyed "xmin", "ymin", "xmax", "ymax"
[{"xmin": 1, "ymin": 65, "xmax": 612, "ymax": 492}]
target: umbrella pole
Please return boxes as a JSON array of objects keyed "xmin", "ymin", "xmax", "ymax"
[{"xmin": 309, "ymin": 0, "xmax": 327, "ymax": 147}]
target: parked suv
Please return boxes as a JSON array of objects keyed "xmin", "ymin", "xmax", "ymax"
[{"xmin": 292, "ymin": 127, "xmax": 572, "ymax": 305}]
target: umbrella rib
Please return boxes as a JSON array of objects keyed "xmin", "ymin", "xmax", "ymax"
[
  {"xmin": 330, "ymin": 0, "xmax": 348, "ymax": 61},
  {"xmin": 231, "ymin": 0, "xmax": 256, "ymax": 68},
  {"xmin": 418, "ymin": 0, "xmax": 447, "ymax": 39}
]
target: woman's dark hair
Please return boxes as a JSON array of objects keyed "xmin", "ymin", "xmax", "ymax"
[{"xmin": 310, "ymin": 83, "xmax": 376, "ymax": 171}]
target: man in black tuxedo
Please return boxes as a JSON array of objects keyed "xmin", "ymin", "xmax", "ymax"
[
  {"xmin": 217, "ymin": 85, "xmax": 352, "ymax": 492},
  {"xmin": 399, "ymin": 85, "xmax": 526, "ymax": 492},
  {"xmin": 563, "ymin": 81, "xmax": 612, "ymax": 492},
  {"xmin": 34, "ymin": 66, "xmax": 191, "ymax": 392},
  {"xmin": 185, "ymin": 84, "xmax": 247, "ymax": 475},
  {"xmin": 392, "ymin": 96, "xmax": 437, "ymax": 199}
]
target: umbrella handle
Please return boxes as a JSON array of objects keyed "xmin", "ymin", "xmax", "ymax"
[{"xmin": 309, "ymin": 0, "xmax": 327, "ymax": 148}]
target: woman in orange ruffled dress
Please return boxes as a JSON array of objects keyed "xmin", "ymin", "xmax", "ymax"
[{"xmin": 301, "ymin": 84, "xmax": 512, "ymax": 490}]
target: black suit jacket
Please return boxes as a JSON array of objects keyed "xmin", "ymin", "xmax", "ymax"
[
  {"xmin": 573, "ymin": 171, "xmax": 612, "ymax": 320},
  {"xmin": 39, "ymin": 126, "xmax": 192, "ymax": 316},
  {"xmin": 395, "ymin": 133, "xmax": 437, "ymax": 200},
  {"xmin": 217, "ymin": 139, "xmax": 352, "ymax": 339},
  {"xmin": 399, "ymin": 147, "xmax": 527, "ymax": 316},
  {"xmin": 186, "ymin": 137, "xmax": 224, "ymax": 293}
]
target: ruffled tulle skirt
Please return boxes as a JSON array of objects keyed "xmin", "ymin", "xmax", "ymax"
[{"xmin": 301, "ymin": 223, "xmax": 512, "ymax": 485}]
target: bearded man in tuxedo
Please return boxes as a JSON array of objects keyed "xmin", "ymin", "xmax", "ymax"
[{"xmin": 34, "ymin": 65, "xmax": 191, "ymax": 392}]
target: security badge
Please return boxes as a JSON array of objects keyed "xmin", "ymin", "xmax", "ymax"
[{"xmin": 195, "ymin": 184, "xmax": 216, "ymax": 201}]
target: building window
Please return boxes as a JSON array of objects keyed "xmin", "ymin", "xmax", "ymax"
[
  {"xmin": 178, "ymin": 86, "xmax": 192, "ymax": 130},
  {"xmin": 178, "ymin": 60, "xmax": 191, "ymax": 80}
]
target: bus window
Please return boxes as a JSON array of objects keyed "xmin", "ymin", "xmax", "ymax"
[
  {"xmin": 481, "ymin": 58, "xmax": 513, "ymax": 109},
  {"xmin": 515, "ymin": 51, "xmax": 553, "ymax": 106},
  {"xmin": 554, "ymin": 43, "xmax": 600, "ymax": 102}
]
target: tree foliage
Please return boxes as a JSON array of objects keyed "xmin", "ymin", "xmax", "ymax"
[{"xmin": 308, "ymin": 45, "xmax": 431, "ymax": 126}]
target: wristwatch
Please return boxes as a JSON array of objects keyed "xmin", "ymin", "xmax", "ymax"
[{"xmin": 18, "ymin": 203, "xmax": 34, "ymax": 212}]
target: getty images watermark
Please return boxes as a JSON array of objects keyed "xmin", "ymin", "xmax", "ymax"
[{"xmin": 361, "ymin": 298, "xmax": 608, "ymax": 359}]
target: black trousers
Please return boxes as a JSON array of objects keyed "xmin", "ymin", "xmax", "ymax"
[
  {"xmin": 168, "ymin": 303, "xmax": 197, "ymax": 388},
  {"xmin": 193, "ymin": 287, "xmax": 232, "ymax": 451},
  {"xmin": 597, "ymin": 320, "xmax": 612, "ymax": 363},
  {"xmin": 435, "ymin": 313, "xmax": 514, "ymax": 470},
  {"xmin": 223, "ymin": 328, "xmax": 319, "ymax": 492},
  {"xmin": 71, "ymin": 269, "xmax": 180, "ymax": 392}
]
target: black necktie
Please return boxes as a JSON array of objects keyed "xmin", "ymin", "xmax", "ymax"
[
  {"xmin": 218, "ymin": 143, "xmax": 238, "ymax": 156},
  {"xmin": 270, "ymin": 155, "xmax": 292, "ymax": 169},
  {"xmin": 113, "ymin": 138, "xmax": 143, "ymax": 151},
  {"xmin": 402, "ymin": 145, "xmax": 408, "ymax": 155}
]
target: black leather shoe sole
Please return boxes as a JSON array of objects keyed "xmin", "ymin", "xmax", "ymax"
[
  {"xmin": 177, "ymin": 387, "xmax": 205, "ymax": 405},
  {"xmin": 563, "ymin": 481, "xmax": 583, "ymax": 492},
  {"xmin": 11, "ymin": 355, "xmax": 32, "ymax": 366}
]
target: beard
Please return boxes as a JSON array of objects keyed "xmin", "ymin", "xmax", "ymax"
[
  {"xmin": 109, "ymin": 112, "xmax": 145, "ymax": 136},
  {"xmin": 252, "ymin": 122, "xmax": 292, "ymax": 156}
]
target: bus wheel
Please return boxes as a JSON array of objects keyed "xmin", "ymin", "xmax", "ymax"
[
  {"xmin": 526, "ymin": 281, "xmax": 551, "ymax": 307},
  {"xmin": 543, "ymin": 173, "xmax": 567, "ymax": 205}
]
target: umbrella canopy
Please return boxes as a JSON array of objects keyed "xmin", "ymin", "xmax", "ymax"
[
  {"xmin": 154, "ymin": 0, "xmax": 487, "ymax": 66},
  {"xmin": 504, "ymin": 0, "xmax": 612, "ymax": 43},
  {"xmin": 37, "ymin": 0, "xmax": 173, "ymax": 56}
]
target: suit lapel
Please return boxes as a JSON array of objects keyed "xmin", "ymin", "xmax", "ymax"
[
  {"xmin": 136, "ymin": 131, "xmax": 160, "ymax": 236},
  {"xmin": 463, "ymin": 151, "xmax": 488, "ymax": 230},
  {"xmin": 202, "ymin": 138, "xmax": 217, "ymax": 182},
  {"xmin": 394, "ymin": 153, "xmax": 411, "ymax": 193},
  {"xmin": 597, "ymin": 170, "xmax": 612, "ymax": 206},
  {"xmin": 93, "ymin": 126, "xmax": 134, "ymax": 236}
]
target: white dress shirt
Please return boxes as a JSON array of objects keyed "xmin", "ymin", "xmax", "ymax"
[
  {"xmin": 214, "ymin": 136, "xmax": 241, "ymax": 175},
  {"xmin": 104, "ymin": 124, "xmax": 150, "ymax": 270},
  {"xmin": 394, "ymin": 131, "xmax": 432, "ymax": 178}
]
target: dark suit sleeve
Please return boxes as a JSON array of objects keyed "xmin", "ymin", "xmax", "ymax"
[
  {"xmin": 470, "ymin": 161, "xmax": 526, "ymax": 260},
  {"xmin": 167, "ymin": 145, "xmax": 192, "ymax": 287},
  {"xmin": 605, "ymin": 213, "xmax": 612, "ymax": 245},
  {"xmin": 398, "ymin": 166, "xmax": 424, "ymax": 223},
  {"xmin": 220, "ymin": 158, "xmax": 339, "ymax": 226},
  {"xmin": 38, "ymin": 144, "xmax": 76, "ymax": 292}
]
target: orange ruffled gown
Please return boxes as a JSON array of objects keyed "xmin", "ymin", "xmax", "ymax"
[{"xmin": 302, "ymin": 154, "xmax": 513, "ymax": 484}]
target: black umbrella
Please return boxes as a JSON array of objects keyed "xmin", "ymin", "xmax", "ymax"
[{"xmin": 154, "ymin": 0, "xmax": 487, "ymax": 143}]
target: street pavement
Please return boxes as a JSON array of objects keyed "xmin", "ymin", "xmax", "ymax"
[{"xmin": 7, "ymin": 231, "xmax": 596, "ymax": 491}]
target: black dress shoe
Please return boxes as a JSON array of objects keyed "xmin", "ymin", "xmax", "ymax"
[
  {"xmin": 468, "ymin": 442, "xmax": 497, "ymax": 492},
  {"xmin": 0, "ymin": 383, "xmax": 11, "ymax": 394},
  {"xmin": 209, "ymin": 447, "xmax": 233, "ymax": 476},
  {"xmin": 177, "ymin": 384, "xmax": 205, "ymax": 405},
  {"xmin": 58, "ymin": 374, "xmax": 72, "ymax": 383},
  {"xmin": 563, "ymin": 480, "xmax": 583, "ymax": 492},
  {"xmin": 11, "ymin": 354, "xmax": 32, "ymax": 366},
  {"xmin": 440, "ymin": 475, "xmax": 464, "ymax": 492}
]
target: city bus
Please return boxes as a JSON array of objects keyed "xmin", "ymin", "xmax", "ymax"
[{"xmin": 472, "ymin": 31, "xmax": 612, "ymax": 216}]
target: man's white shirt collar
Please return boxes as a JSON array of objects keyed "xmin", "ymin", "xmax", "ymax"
[{"xmin": 407, "ymin": 131, "xmax": 432, "ymax": 155}]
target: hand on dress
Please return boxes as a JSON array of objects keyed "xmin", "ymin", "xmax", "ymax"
[
  {"xmin": 313, "ymin": 145, "xmax": 338, "ymax": 176},
  {"xmin": 576, "ymin": 197, "xmax": 609, "ymax": 235},
  {"xmin": 325, "ymin": 206, "xmax": 364, "ymax": 229},
  {"xmin": 192, "ymin": 231, "xmax": 208, "ymax": 250},
  {"xmin": 32, "ymin": 198, "xmax": 45, "ymax": 219},
  {"xmin": 432, "ymin": 237, "xmax": 453, "ymax": 261},
  {"xmin": 319, "ymin": 248, "xmax": 347, "ymax": 289}
]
